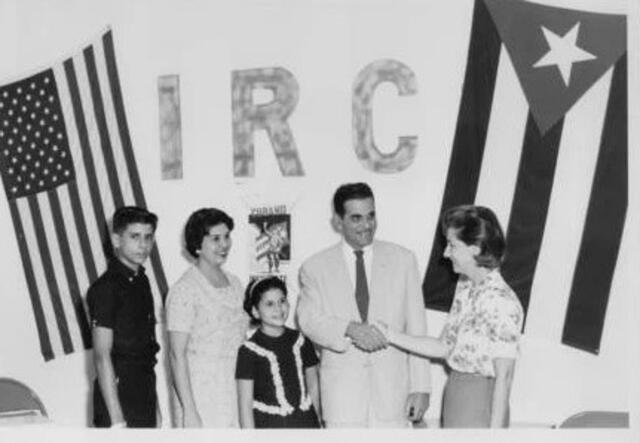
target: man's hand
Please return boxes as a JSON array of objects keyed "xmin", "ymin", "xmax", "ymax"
[
  {"xmin": 405, "ymin": 392, "xmax": 430, "ymax": 423},
  {"xmin": 346, "ymin": 322, "xmax": 387, "ymax": 352}
]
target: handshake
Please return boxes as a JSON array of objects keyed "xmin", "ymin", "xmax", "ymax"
[{"xmin": 345, "ymin": 321, "xmax": 395, "ymax": 352}]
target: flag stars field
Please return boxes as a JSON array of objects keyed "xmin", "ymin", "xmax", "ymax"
[{"xmin": 533, "ymin": 22, "xmax": 596, "ymax": 86}]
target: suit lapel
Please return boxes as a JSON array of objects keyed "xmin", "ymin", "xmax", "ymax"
[{"xmin": 326, "ymin": 244, "xmax": 361, "ymax": 321}]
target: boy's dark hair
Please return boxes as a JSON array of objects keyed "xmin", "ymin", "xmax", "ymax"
[
  {"xmin": 112, "ymin": 206, "xmax": 158, "ymax": 234},
  {"xmin": 441, "ymin": 204, "xmax": 505, "ymax": 269},
  {"xmin": 243, "ymin": 276, "xmax": 287, "ymax": 325},
  {"xmin": 184, "ymin": 208, "xmax": 234, "ymax": 258},
  {"xmin": 332, "ymin": 182, "xmax": 374, "ymax": 217}
]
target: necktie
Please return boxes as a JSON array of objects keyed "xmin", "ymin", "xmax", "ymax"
[{"xmin": 354, "ymin": 250, "xmax": 369, "ymax": 322}]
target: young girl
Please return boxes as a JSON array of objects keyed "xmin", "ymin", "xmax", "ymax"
[{"xmin": 235, "ymin": 276, "xmax": 321, "ymax": 428}]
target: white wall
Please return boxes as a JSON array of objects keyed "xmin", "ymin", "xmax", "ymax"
[{"xmin": 0, "ymin": 0, "xmax": 636, "ymax": 432}]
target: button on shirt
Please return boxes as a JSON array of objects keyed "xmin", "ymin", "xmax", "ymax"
[{"xmin": 87, "ymin": 259, "xmax": 160, "ymax": 363}]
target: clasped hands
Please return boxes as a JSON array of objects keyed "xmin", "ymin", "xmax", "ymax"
[{"xmin": 346, "ymin": 321, "xmax": 392, "ymax": 352}]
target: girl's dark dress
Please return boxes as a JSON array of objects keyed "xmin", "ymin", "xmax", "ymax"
[{"xmin": 235, "ymin": 327, "xmax": 320, "ymax": 428}]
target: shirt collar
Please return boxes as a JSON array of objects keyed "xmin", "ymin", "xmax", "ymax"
[
  {"xmin": 466, "ymin": 267, "xmax": 501, "ymax": 289},
  {"xmin": 341, "ymin": 240, "xmax": 373, "ymax": 258},
  {"xmin": 109, "ymin": 257, "xmax": 145, "ymax": 280}
]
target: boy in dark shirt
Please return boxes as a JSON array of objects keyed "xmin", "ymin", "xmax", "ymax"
[{"xmin": 87, "ymin": 206, "xmax": 160, "ymax": 428}]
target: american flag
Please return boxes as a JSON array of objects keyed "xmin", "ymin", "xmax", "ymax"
[
  {"xmin": 0, "ymin": 30, "xmax": 167, "ymax": 361},
  {"xmin": 422, "ymin": 0, "xmax": 626, "ymax": 354}
]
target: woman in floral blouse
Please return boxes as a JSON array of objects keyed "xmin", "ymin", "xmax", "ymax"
[{"xmin": 377, "ymin": 205, "xmax": 523, "ymax": 428}]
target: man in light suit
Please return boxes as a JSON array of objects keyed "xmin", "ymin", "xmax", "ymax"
[{"xmin": 297, "ymin": 182, "xmax": 431, "ymax": 427}]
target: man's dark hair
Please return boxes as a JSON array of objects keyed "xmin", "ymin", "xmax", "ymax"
[
  {"xmin": 332, "ymin": 182, "xmax": 374, "ymax": 217},
  {"xmin": 112, "ymin": 206, "xmax": 158, "ymax": 234},
  {"xmin": 184, "ymin": 208, "xmax": 235, "ymax": 258}
]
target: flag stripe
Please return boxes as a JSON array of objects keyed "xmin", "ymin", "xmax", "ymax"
[
  {"xmin": 27, "ymin": 194, "xmax": 74, "ymax": 353},
  {"xmin": 57, "ymin": 62, "xmax": 108, "ymax": 277},
  {"xmin": 501, "ymin": 115, "xmax": 563, "ymax": 318},
  {"xmin": 102, "ymin": 31, "xmax": 168, "ymax": 300},
  {"xmin": 562, "ymin": 54, "xmax": 627, "ymax": 353},
  {"xmin": 38, "ymin": 192, "xmax": 84, "ymax": 350},
  {"xmin": 18, "ymin": 197, "xmax": 64, "ymax": 358},
  {"xmin": 83, "ymin": 45, "xmax": 124, "ymax": 209},
  {"xmin": 66, "ymin": 179, "xmax": 98, "ymax": 282},
  {"xmin": 63, "ymin": 58, "xmax": 110, "ymax": 255},
  {"xmin": 423, "ymin": 0, "xmax": 502, "ymax": 311},
  {"xmin": 74, "ymin": 49, "xmax": 118, "ymax": 257},
  {"xmin": 524, "ymin": 70, "xmax": 611, "ymax": 342},
  {"xmin": 474, "ymin": 46, "xmax": 527, "ymax": 228},
  {"xmin": 8, "ymin": 199, "xmax": 54, "ymax": 360},
  {"xmin": 48, "ymin": 188, "xmax": 92, "ymax": 349}
]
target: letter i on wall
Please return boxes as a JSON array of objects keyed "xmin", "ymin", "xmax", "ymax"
[{"xmin": 158, "ymin": 74, "xmax": 183, "ymax": 180}]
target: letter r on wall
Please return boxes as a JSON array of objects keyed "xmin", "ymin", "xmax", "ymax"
[{"xmin": 232, "ymin": 67, "xmax": 304, "ymax": 177}]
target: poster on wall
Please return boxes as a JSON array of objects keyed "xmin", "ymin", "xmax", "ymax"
[{"xmin": 248, "ymin": 204, "xmax": 290, "ymax": 281}]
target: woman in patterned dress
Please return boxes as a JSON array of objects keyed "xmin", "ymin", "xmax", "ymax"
[
  {"xmin": 166, "ymin": 208, "xmax": 250, "ymax": 427},
  {"xmin": 377, "ymin": 205, "xmax": 523, "ymax": 428}
]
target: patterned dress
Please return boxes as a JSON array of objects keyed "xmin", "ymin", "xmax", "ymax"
[
  {"xmin": 441, "ymin": 269, "xmax": 524, "ymax": 376},
  {"xmin": 166, "ymin": 266, "xmax": 249, "ymax": 427},
  {"xmin": 235, "ymin": 328, "xmax": 320, "ymax": 428},
  {"xmin": 440, "ymin": 269, "xmax": 524, "ymax": 427}
]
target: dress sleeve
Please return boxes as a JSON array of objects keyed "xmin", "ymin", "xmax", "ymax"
[
  {"xmin": 301, "ymin": 334, "xmax": 319, "ymax": 368},
  {"xmin": 87, "ymin": 282, "xmax": 118, "ymax": 329},
  {"xmin": 165, "ymin": 281, "xmax": 196, "ymax": 333},
  {"xmin": 486, "ymin": 291, "xmax": 524, "ymax": 359},
  {"xmin": 235, "ymin": 344, "xmax": 255, "ymax": 380}
]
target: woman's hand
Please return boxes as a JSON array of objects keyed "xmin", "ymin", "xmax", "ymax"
[{"xmin": 373, "ymin": 320, "xmax": 393, "ymax": 342}]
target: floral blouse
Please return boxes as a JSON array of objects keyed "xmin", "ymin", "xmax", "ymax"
[{"xmin": 441, "ymin": 270, "xmax": 524, "ymax": 377}]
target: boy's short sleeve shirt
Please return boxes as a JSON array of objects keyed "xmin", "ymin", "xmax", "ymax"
[{"xmin": 87, "ymin": 259, "xmax": 159, "ymax": 361}]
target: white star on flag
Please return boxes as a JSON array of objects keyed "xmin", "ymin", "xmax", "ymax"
[{"xmin": 533, "ymin": 22, "xmax": 596, "ymax": 86}]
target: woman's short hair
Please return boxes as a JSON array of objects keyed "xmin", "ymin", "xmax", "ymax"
[
  {"xmin": 184, "ymin": 208, "xmax": 234, "ymax": 258},
  {"xmin": 441, "ymin": 205, "xmax": 505, "ymax": 269},
  {"xmin": 243, "ymin": 276, "xmax": 288, "ymax": 325}
]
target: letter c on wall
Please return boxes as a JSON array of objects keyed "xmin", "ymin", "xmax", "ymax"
[{"xmin": 352, "ymin": 59, "xmax": 418, "ymax": 173}]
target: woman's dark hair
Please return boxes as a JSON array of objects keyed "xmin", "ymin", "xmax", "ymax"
[
  {"xmin": 441, "ymin": 205, "xmax": 505, "ymax": 269},
  {"xmin": 243, "ymin": 276, "xmax": 288, "ymax": 325},
  {"xmin": 184, "ymin": 208, "xmax": 234, "ymax": 258}
]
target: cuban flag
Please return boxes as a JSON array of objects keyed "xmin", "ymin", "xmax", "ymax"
[{"xmin": 422, "ymin": 0, "xmax": 627, "ymax": 355}]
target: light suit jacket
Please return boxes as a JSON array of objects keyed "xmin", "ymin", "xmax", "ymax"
[{"xmin": 296, "ymin": 240, "xmax": 431, "ymax": 426}]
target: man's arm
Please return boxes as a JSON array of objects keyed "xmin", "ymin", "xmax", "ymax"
[
  {"xmin": 296, "ymin": 263, "xmax": 352, "ymax": 352},
  {"xmin": 404, "ymin": 252, "xmax": 432, "ymax": 419},
  {"xmin": 93, "ymin": 326, "xmax": 125, "ymax": 426}
]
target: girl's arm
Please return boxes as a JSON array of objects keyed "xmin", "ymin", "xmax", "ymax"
[
  {"xmin": 236, "ymin": 379, "xmax": 255, "ymax": 428},
  {"xmin": 375, "ymin": 321, "xmax": 448, "ymax": 359},
  {"xmin": 490, "ymin": 357, "xmax": 516, "ymax": 428},
  {"xmin": 168, "ymin": 331, "xmax": 202, "ymax": 428},
  {"xmin": 305, "ymin": 365, "xmax": 321, "ymax": 424}
]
